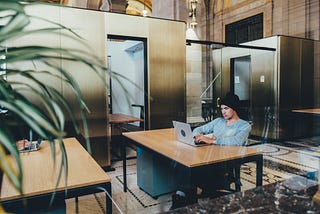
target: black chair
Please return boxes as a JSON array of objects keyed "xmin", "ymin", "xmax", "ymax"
[
  {"xmin": 201, "ymin": 101, "xmax": 214, "ymax": 122},
  {"xmin": 111, "ymin": 104, "xmax": 144, "ymax": 162},
  {"xmin": 198, "ymin": 136, "xmax": 252, "ymax": 199},
  {"xmin": 220, "ymin": 131, "xmax": 254, "ymax": 194},
  {"xmin": 120, "ymin": 104, "xmax": 144, "ymax": 132}
]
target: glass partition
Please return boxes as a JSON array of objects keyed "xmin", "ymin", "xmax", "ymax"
[{"xmin": 186, "ymin": 39, "xmax": 276, "ymax": 142}]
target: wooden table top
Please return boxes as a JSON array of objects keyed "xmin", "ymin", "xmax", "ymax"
[
  {"xmin": 109, "ymin": 113, "xmax": 143, "ymax": 124},
  {"xmin": 0, "ymin": 138, "xmax": 110, "ymax": 202},
  {"xmin": 123, "ymin": 128, "xmax": 261, "ymax": 168},
  {"xmin": 292, "ymin": 108, "xmax": 320, "ymax": 115}
]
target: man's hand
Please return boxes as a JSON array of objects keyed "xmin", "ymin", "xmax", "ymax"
[
  {"xmin": 194, "ymin": 134, "xmax": 216, "ymax": 144},
  {"xmin": 16, "ymin": 139, "xmax": 30, "ymax": 150}
]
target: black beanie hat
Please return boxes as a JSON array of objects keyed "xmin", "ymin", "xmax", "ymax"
[{"xmin": 220, "ymin": 92, "xmax": 240, "ymax": 112}]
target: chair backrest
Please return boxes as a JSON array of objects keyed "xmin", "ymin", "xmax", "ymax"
[
  {"xmin": 120, "ymin": 104, "xmax": 145, "ymax": 132},
  {"xmin": 131, "ymin": 104, "xmax": 144, "ymax": 129}
]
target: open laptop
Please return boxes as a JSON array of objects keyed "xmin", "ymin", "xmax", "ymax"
[
  {"xmin": 173, "ymin": 121, "xmax": 208, "ymax": 147},
  {"xmin": 19, "ymin": 138, "xmax": 43, "ymax": 153}
]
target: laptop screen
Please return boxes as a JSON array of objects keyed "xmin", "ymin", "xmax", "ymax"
[{"xmin": 173, "ymin": 121, "xmax": 194, "ymax": 144}]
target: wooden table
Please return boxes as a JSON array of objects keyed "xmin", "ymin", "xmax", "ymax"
[
  {"xmin": 291, "ymin": 108, "xmax": 320, "ymax": 138},
  {"xmin": 122, "ymin": 128, "xmax": 263, "ymax": 194},
  {"xmin": 0, "ymin": 138, "xmax": 112, "ymax": 214},
  {"xmin": 109, "ymin": 113, "xmax": 144, "ymax": 137},
  {"xmin": 292, "ymin": 108, "xmax": 320, "ymax": 115},
  {"xmin": 109, "ymin": 113, "xmax": 144, "ymax": 124},
  {"xmin": 109, "ymin": 113, "xmax": 143, "ymax": 173}
]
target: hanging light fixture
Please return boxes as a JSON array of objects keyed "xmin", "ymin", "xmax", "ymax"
[
  {"xmin": 142, "ymin": 0, "xmax": 148, "ymax": 16},
  {"xmin": 189, "ymin": 0, "xmax": 198, "ymax": 27}
]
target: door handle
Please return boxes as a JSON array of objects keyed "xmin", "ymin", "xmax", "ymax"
[{"xmin": 216, "ymin": 97, "xmax": 220, "ymax": 108}]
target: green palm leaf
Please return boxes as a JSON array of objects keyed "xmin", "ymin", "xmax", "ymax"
[
  {"xmin": 0, "ymin": 0, "xmax": 107, "ymax": 202},
  {"xmin": 0, "ymin": 130, "xmax": 22, "ymax": 193}
]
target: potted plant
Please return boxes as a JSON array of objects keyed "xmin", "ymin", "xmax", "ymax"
[{"xmin": 0, "ymin": 0, "xmax": 111, "ymax": 210}]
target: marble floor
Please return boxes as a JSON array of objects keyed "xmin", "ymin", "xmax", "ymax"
[{"xmin": 65, "ymin": 136, "xmax": 320, "ymax": 214}]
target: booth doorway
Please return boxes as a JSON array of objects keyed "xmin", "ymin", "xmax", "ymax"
[
  {"xmin": 230, "ymin": 55, "xmax": 251, "ymax": 121},
  {"xmin": 107, "ymin": 35, "xmax": 148, "ymax": 129}
]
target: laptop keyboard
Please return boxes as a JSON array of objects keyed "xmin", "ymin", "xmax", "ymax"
[{"xmin": 194, "ymin": 141, "xmax": 206, "ymax": 145}]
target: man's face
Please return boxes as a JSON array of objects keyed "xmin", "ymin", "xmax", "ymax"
[{"xmin": 220, "ymin": 104, "xmax": 235, "ymax": 120}]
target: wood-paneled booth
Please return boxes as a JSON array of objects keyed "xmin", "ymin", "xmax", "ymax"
[{"xmin": 7, "ymin": 4, "xmax": 186, "ymax": 168}]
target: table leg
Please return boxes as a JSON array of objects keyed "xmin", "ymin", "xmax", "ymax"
[
  {"xmin": 122, "ymin": 139, "xmax": 127, "ymax": 192},
  {"xmin": 105, "ymin": 182, "xmax": 112, "ymax": 214},
  {"xmin": 256, "ymin": 155, "xmax": 263, "ymax": 186},
  {"xmin": 234, "ymin": 165, "xmax": 241, "ymax": 191},
  {"xmin": 75, "ymin": 197, "xmax": 79, "ymax": 213}
]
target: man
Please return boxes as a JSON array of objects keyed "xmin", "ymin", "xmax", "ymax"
[
  {"xmin": 193, "ymin": 92, "xmax": 251, "ymax": 146},
  {"xmin": 171, "ymin": 92, "xmax": 251, "ymax": 209}
]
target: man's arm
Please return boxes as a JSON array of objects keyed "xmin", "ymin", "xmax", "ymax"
[
  {"xmin": 215, "ymin": 123, "xmax": 251, "ymax": 146},
  {"xmin": 192, "ymin": 119, "xmax": 218, "ymax": 135}
]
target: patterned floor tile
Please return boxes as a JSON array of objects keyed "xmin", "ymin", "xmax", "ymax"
[{"xmin": 65, "ymin": 137, "xmax": 320, "ymax": 213}]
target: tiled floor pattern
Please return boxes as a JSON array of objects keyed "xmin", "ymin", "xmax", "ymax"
[{"xmin": 65, "ymin": 137, "xmax": 320, "ymax": 213}]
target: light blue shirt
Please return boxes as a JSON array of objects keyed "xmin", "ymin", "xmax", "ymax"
[{"xmin": 192, "ymin": 118, "xmax": 251, "ymax": 146}]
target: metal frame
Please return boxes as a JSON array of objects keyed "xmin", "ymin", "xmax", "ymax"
[
  {"xmin": 121, "ymin": 136, "xmax": 263, "ymax": 195},
  {"xmin": 2, "ymin": 182, "xmax": 112, "ymax": 214}
]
